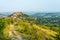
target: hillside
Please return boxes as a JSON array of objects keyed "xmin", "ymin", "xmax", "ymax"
[
  {"xmin": 9, "ymin": 12, "xmax": 60, "ymax": 33},
  {"xmin": 0, "ymin": 12, "xmax": 60, "ymax": 40},
  {"xmin": 0, "ymin": 18, "xmax": 59, "ymax": 40}
]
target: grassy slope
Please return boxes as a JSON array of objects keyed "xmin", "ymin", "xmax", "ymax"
[{"xmin": 1, "ymin": 18, "xmax": 58, "ymax": 40}]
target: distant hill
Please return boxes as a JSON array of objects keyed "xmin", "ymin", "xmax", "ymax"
[
  {"xmin": 0, "ymin": 12, "xmax": 12, "ymax": 18},
  {"xmin": 0, "ymin": 12, "xmax": 12, "ymax": 15},
  {"xmin": 23, "ymin": 11, "xmax": 38, "ymax": 15},
  {"xmin": 31, "ymin": 12, "xmax": 60, "ymax": 18},
  {"xmin": 0, "ymin": 14, "xmax": 6, "ymax": 18}
]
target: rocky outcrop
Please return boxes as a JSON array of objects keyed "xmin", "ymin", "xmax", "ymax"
[{"xmin": 11, "ymin": 12, "xmax": 23, "ymax": 18}]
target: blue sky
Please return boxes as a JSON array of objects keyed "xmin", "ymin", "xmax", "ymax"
[{"xmin": 0, "ymin": 0, "xmax": 60, "ymax": 12}]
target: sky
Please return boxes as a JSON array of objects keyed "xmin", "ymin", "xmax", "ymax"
[{"xmin": 0, "ymin": 0, "xmax": 60, "ymax": 12}]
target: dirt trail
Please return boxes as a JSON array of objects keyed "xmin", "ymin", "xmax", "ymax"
[{"xmin": 9, "ymin": 24, "xmax": 22, "ymax": 40}]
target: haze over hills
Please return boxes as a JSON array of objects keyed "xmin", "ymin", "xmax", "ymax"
[
  {"xmin": 0, "ymin": 12, "xmax": 60, "ymax": 40},
  {"xmin": 31, "ymin": 12, "xmax": 60, "ymax": 18}
]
